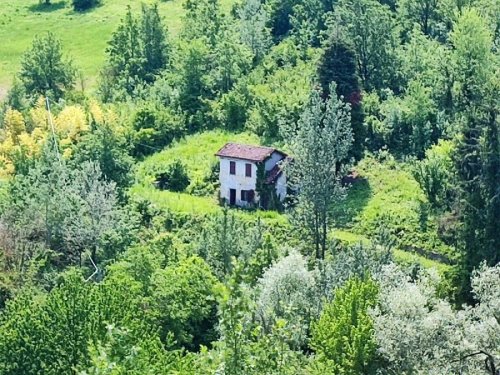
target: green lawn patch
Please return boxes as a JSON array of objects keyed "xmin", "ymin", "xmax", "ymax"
[
  {"xmin": 334, "ymin": 156, "xmax": 456, "ymax": 263},
  {"xmin": 0, "ymin": 0, "xmax": 236, "ymax": 90}
]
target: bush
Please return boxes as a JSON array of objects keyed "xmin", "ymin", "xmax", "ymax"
[
  {"xmin": 156, "ymin": 160, "xmax": 190, "ymax": 192},
  {"xmin": 72, "ymin": 0, "xmax": 101, "ymax": 11},
  {"xmin": 131, "ymin": 104, "xmax": 185, "ymax": 157}
]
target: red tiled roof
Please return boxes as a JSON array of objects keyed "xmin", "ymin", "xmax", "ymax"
[{"xmin": 215, "ymin": 143, "xmax": 286, "ymax": 162}]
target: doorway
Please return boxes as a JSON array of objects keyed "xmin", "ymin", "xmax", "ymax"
[{"xmin": 229, "ymin": 189, "xmax": 236, "ymax": 205}]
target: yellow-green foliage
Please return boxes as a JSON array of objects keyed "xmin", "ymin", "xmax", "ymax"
[
  {"xmin": 0, "ymin": 99, "xmax": 115, "ymax": 174},
  {"xmin": 311, "ymin": 277, "xmax": 378, "ymax": 374}
]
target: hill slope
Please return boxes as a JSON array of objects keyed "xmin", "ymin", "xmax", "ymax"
[{"xmin": 0, "ymin": 0, "xmax": 235, "ymax": 93}]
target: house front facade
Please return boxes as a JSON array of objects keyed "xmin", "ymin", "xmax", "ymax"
[{"xmin": 216, "ymin": 143, "xmax": 288, "ymax": 208}]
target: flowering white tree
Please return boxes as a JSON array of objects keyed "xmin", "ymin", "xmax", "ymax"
[
  {"xmin": 255, "ymin": 250, "xmax": 318, "ymax": 347},
  {"xmin": 372, "ymin": 263, "xmax": 500, "ymax": 374}
]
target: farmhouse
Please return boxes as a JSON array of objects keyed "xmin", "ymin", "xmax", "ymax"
[{"xmin": 215, "ymin": 143, "xmax": 288, "ymax": 208}]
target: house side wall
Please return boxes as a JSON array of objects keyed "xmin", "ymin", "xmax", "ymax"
[
  {"xmin": 275, "ymin": 172, "xmax": 287, "ymax": 201},
  {"xmin": 219, "ymin": 157, "xmax": 258, "ymax": 207},
  {"xmin": 264, "ymin": 151, "xmax": 285, "ymax": 171}
]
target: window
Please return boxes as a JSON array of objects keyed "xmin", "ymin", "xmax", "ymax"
[
  {"xmin": 229, "ymin": 161, "xmax": 236, "ymax": 175},
  {"xmin": 245, "ymin": 163, "xmax": 252, "ymax": 177},
  {"xmin": 241, "ymin": 190, "xmax": 249, "ymax": 202},
  {"xmin": 241, "ymin": 190, "xmax": 254, "ymax": 202}
]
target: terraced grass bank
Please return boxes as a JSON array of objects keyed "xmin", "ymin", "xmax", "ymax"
[{"xmin": 335, "ymin": 155, "xmax": 456, "ymax": 264}]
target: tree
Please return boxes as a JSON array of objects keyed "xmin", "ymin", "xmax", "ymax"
[
  {"xmin": 0, "ymin": 270, "xmax": 155, "ymax": 375},
  {"xmin": 333, "ymin": 0, "xmax": 399, "ymax": 92},
  {"xmin": 101, "ymin": 6, "xmax": 144, "ymax": 99},
  {"xmin": 397, "ymin": 0, "xmax": 442, "ymax": 37},
  {"xmin": 412, "ymin": 139, "xmax": 455, "ymax": 209},
  {"xmin": 238, "ymin": 0, "xmax": 272, "ymax": 63},
  {"xmin": 1, "ymin": 148, "xmax": 129, "ymax": 270},
  {"xmin": 450, "ymin": 9, "xmax": 499, "ymax": 301},
  {"xmin": 100, "ymin": 4, "xmax": 169, "ymax": 100},
  {"xmin": 156, "ymin": 160, "xmax": 190, "ymax": 192},
  {"xmin": 311, "ymin": 276, "xmax": 379, "ymax": 375},
  {"xmin": 182, "ymin": 0, "xmax": 223, "ymax": 47},
  {"xmin": 212, "ymin": 27, "xmax": 252, "ymax": 94},
  {"xmin": 176, "ymin": 39, "xmax": 212, "ymax": 131},
  {"xmin": 151, "ymin": 256, "xmax": 219, "ymax": 350},
  {"xmin": 19, "ymin": 32, "xmax": 75, "ymax": 100},
  {"xmin": 129, "ymin": 102, "xmax": 184, "ymax": 158},
  {"xmin": 140, "ymin": 3, "xmax": 169, "ymax": 83},
  {"xmin": 70, "ymin": 119, "xmax": 134, "ymax": 193},
  {"xmin": 451, "ymin": 8, "xmax": 493, "ymax": 112},
  {"xmin": 288, "ymin": 83, "xmax": 353, "ymax": 259},
  {"xmin": 256, "ymin": 251, "xmax": 317, "ymax": 348},
  {"xmin": 198, "ymin": 207, "xmax": 244, "ymax": 278},
  {"xmin": 318, "ymin": 35, "xmax": 364, "ymax": 159},
  {"xmin": 372, "ymin": 263, "xmax": 500, "ymax": 374},
  {"xmin": 2, "ymin": 108, "xmax": 26, "ymax": 144}
]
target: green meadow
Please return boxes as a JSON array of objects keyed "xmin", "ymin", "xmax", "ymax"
[{"xmin": 0, "ymin": 0, "xmax": 235, "ymax": 92}]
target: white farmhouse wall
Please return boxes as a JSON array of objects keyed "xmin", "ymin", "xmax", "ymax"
[
  {"xmin": 219, "ymin": 157, "xmax": 258, "ymax": 207},
  {"xmin": 264, "ymin": 151, "xmax": 284, "ymax": 171},
  {"xmin": 275, "ymin": 172, "xmax": 287, "ymax": 201}
]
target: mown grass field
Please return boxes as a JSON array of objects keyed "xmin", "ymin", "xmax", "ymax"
[{"xmin": 0, "ymin": 0, "xmax": 235, "ymax": 92}]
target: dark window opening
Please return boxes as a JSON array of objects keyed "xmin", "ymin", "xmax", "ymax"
[
  {"xmin": 245, "ymin": 163, "xmax": 252, "ymax": 177},
  {"xmin": 229, "ymin": 161, "xmax": 236, "ymax": 175},
  {"xmin": 241, "ymin": 190, "xmax": 254, "ymax": 202}
]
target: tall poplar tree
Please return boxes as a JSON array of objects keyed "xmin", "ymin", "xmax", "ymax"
[
  {"xmin": 100, "ymin": 5, "xmax": 169, "ymax": 100},
  {"xmin": 19, "ymin": 32, "xmax": 75, "ymax": 100},
  {"xmin": 450, "ymin": 9, "xmax": 500, "ymax": 301},
  {"xmin": 238, "ymin": 0, "xmax": 272, "ymax": 63},
  {"xmin": 289, "ymin": 83, "xmax": 353, "ymax": 259}
]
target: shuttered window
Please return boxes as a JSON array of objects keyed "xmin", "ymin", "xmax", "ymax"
[
  {"xmin": 230, "ymin": 161, "xmax": 236, "ymax": 175},
  {"xmin": 245, "ymin": 163, "xmax": 252, "ymax": 177}
]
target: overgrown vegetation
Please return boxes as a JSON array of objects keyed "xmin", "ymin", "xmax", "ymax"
[{"xmin": 0, "ymin": 0, "xmax": 498, "ymax": 373}]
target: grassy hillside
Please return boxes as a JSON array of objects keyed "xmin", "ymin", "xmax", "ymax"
[
  {"xmin": 334, "ymin": 155, "xmax": 455, "ymax": 262},
  {"xmin": 131, "ymin": 130, "xmax": 454, "ymax": 271},
  {"xmin": 130, "ymin": 130, "xmax": 286, "ymax": 223},
  {"xmin": 0, "ymin": 0, "xmax": 235, "ymax": 92}
]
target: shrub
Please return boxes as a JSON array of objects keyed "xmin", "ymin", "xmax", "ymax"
[
  {"xmin": 131, "ymin": 104, "xmax": 184, "ymax": 157},
  {"xmin": 155, "ymin": 160, "xmax": 190, "ymax": 192},
  {"xmin": 72, "ymin": 0, "xmax": 101, "ymax": 11}
]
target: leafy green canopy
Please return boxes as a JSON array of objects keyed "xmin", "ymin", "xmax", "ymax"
[
  {"xmin": 19, "ymin": 32, "xmax": 75, "ymax": 100},
  {"xmin": 311, "ymin": 276, "xmax": 379, "ymax": 375}
]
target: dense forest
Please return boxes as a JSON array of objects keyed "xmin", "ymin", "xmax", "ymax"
[{"xmin": 0, "ymin": 0, "xmax": 498, "ymax": 373}]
